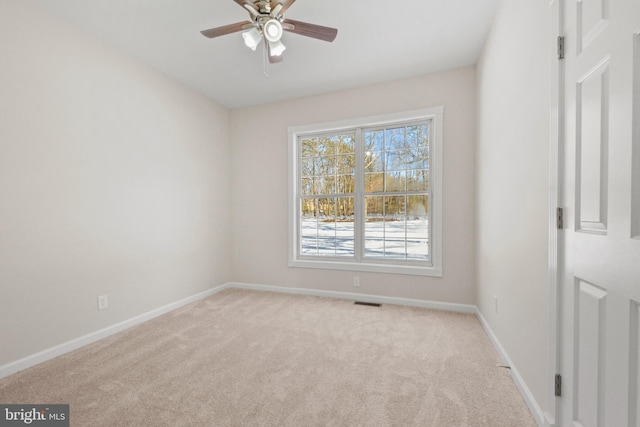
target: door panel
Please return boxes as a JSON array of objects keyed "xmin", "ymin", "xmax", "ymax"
[
  {"xmin": 576, "ymin": 57, "xmax": 609, "ymax": 233},
  {"xmin": 630, "ymin": 302, "xmax": 640, "ymax": 426},
  {"xmin": 577, "ymin": 0, "xmax": 608, "ymax": 53},
  {"xmin": 633, "ymin": 32, "xmax": 640, "ymax": 238},
  {"xmin": 572, "ymin": 279, "xmax": 607, "ymax": 427},
  {"xmin": 559, "ymin": 0, "xmax": 640, "ymax": 426}
]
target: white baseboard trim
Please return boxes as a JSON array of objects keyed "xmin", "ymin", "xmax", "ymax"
[
  {"xmin": 0, "ymin": 280, "xmax": 545, "ymax": 427},
  {"xmin": 0, "ymin": 284, "xmax": 230, "ymax": 380},
  {"xmin": 231, "ymin": 282, "xmax": 545, "ymax": 426},
  {"xmin": 475, "ymin": 309, "xmax": 545, "ymax": 427},
  {"xmin": 228, "ymin": 281, "xmax": 477, "ymax": 313}
]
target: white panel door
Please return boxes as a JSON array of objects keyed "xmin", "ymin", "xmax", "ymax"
[{"xmin": 559, "ymin": 0, "xmax": 640, "ymax": 425}]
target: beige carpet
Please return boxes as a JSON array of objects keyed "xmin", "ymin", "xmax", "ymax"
[{"xmin": 0, "ymin": 288, "xmax": 537, "ymax": 426}]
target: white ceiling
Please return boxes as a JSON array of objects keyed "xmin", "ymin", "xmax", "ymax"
[{"xmin": 29, "ymin": 0, "xmax": 499, "ymax": 109}]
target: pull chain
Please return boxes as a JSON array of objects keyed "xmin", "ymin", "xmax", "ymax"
[{"xmin": 262, "ymin": 41, "xmax": 270, "ymax": 79}]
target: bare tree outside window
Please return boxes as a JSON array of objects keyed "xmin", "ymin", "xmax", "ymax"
[{"xmin": 289, "ymin": 107, "xmax": 443, "ymax": 276}]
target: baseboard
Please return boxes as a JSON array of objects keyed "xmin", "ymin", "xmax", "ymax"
[
  {"xmin": 2, "ymin": 281, "xmax": 475, "ymax": 379},
  {"xmin": 1, "ymin": 280, "xmax": 545, "ymax": 427},
  {"xmin": 0, "ymin": 284, "xmax": 230, "ymax": 380},
  {"xmin": 475, "ymin": 309, "xmax": 545, "ymax": 427},
  {"xmin": 231, "ymin": 282, "xmax": 544, "ymax": 426},
  {"xmin": 228, "ymin": 281, "xmax": 477, "ymax": 313}
]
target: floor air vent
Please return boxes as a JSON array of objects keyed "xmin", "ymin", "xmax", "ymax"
[{"xmin": 354, "ymin": 301, "xmax": 381, "ymax": 307}]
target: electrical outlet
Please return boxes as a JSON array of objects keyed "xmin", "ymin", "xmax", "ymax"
[
  {"xmin": 353, "ymin": 276, "xmax": 360, "ymax": 287},
  {"xmin": 98, "ymin": 295, "xmax": 109, "ymax": 311}
]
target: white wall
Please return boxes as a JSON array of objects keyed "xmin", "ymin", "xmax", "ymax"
[
  {"xmin": 1, "ymin": 4, "xmax": 553, "ymax": 421},
  {"xmin": 0, "ymin": 0, "xmax": 231, "ymax": 367},
  {"xmin": 476, "ymin": 0, "xmax": 551, "ymax": 415},
  {"xmin": 230, "ymin": 67, "xmax": 477, "ymax": 304}
]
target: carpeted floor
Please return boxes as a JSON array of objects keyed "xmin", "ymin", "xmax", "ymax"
[{"xmin": 0, "ymin": 288, "xmax": 537, "ymax": 426}]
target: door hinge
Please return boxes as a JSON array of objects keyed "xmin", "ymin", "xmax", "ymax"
[
  {"xmin": 555, "ymin": 374, "xmax": 562, "ymax": 397},
  {"xmin": 557, "ymin": 36, "xmax": 565, "ymax": 59},
  {"xmin": 557, "ymin": 207, "xmax": 564, "ymax": 229}
]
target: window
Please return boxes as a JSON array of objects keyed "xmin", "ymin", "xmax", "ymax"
[{"xmin": 288, "ymin": 107, "xmax": 443, "ymax": 276}]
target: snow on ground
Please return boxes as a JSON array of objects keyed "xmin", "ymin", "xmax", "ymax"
[{"xmin": 301, "ymin": 217, "xmax": 429, "ymax": 260}]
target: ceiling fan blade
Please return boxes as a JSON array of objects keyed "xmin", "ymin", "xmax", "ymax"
[
  {"xmin": 233, "ymin": 0, "xmax": 253, "ymax": 9},
  {"xmin": 282, "ymin": 19, "xmax": 338, "ymax": 42},
  {"xmin": 201, "ymin": 21, "xmax": 252, "ymax": 38},
  {"xmin": 271, "ymin": 0, "xmax": 297, "ymax": 14},
  {"xmin": 233, "ymin": 0, "xmax": 260, "ymax": 18}
]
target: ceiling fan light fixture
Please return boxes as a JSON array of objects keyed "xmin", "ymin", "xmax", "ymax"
[
  {"xmin": 263, "ymin": 19, "xmax": 283, "ymax": 42},
  {"xmin": 242, "ymin": 28, "xmax": 262, "ymax": 51},
  {"xmin": 268, "ymin": 40, "xmax": 286, "ymax": 56},
  {"xmin": 200, "ymin": 0, "xmax": 339, "ymax": 69}
]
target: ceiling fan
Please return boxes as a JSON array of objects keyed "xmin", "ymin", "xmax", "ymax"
[{"xmin": 200, "ymin": 0, "xmax": 338, "ymax": 64}]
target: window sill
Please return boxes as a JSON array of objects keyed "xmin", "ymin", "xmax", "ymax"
[{"xmin": 288, "ymin": 258, "xmax": 443, "ymax": 277}]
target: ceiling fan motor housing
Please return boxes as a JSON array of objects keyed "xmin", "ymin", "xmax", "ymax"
[{"xmin": 256, "ymin": 1, "xmax": 272, "ymax": 14}]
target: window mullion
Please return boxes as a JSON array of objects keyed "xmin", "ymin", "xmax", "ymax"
[
  {"xmin": 354, "ymin": 127, "xmax": 364, "ymax": 262},
  {"xmin": 289, "ymin": 106, "xmax": 442, "ymax": 276}
]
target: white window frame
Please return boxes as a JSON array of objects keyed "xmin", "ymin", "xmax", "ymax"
[{"xmin": 288, "ymin": 107, "xmax": 443, "ymax": 277}]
